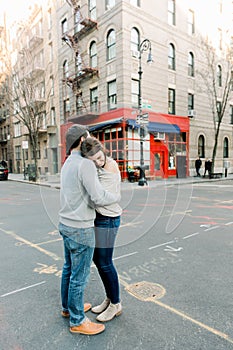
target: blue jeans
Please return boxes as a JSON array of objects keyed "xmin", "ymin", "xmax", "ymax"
[
  {"xmin": 59, "ymin": 223, "xmax": 95, "ymax": 327},
  {"xmin": 93, "ymin": 213, "xmax": 121, "ymax": 304}
]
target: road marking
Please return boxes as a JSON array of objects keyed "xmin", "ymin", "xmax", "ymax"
[
  {"xmin": 113, "ymin": 251, "xmax": 138, "ymax": 260},
  {"xmin": 204, "ymin": 225, "xmax": 220, "ymax": 231},
  {"xmin": 0, "ymin": 228, "xmax": 62, "ymax": 261},
  {"xmin": 183, "ymin": 232, "xmax": 200, "ymax": 239},
  {"xmin": 1, "ymin": 281, "xmax": 46, "ymax": 298},
  {"xmin": 149, "ymin": 240, "xmax": 174, "ymax": 250},
  {"xmin": 36, "ymin": 238, "xmax": 62, "ymax": 246},
  {"xmin": 122, "ymin": 280, "xmax": 233, "ymax": 345},
  {"xmin": 164, "ymin": 245, "xmax": 183, "ymax": 252},
  {"xmin": 225, "ymin": 222, "xmax": 233, "ymax": 226}
]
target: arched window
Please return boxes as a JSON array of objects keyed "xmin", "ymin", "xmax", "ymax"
[
  {"xmin": 63, "ymin": 60, "xmax": 69, "ymax": 78},
  {"xmin": 168, "ymin": 43, "xmax": 175, "ymax": 70},
  {"xmin": 217, "ymin": 65, "xmax": 222, "ymax": 87},
  {"xmin": 131, "ymin": 27, "xmax": 140, "ymax": 52},
  {"xmin": 198, "ymin": 135, "xmax": 205, "ymax": 158},
  {"xmin": 107, "ymin": 29, "xmax": 116, "ymax": 61},
  {"xmin": 90, "ymin": 41, "xmax": 97, "ymax": 68},
  {"xmin": 223, "ymin": 137, "xmax": 229, "ymax": 158},
  {"xmin": 188, "ymin": 52, "xmax": 194, "ymax": 77}
]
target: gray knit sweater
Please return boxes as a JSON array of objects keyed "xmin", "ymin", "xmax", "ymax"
[{"xmin": 59, "ymin": 151, "xmax": 119, "ymax": 228}]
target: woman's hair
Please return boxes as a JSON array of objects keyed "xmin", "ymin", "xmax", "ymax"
[{"xmin": 81, "ymin": 137, "xmax": 107, "ymax": 158}]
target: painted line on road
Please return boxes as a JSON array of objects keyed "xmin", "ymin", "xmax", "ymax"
[
  {"xmin": 204, "ymin": 225, "xmax": 220, "ymax": 231},
  {"xmin": 225, "ymin": 221, "xmax": 233, "ymax": 226},
  {"xmin": 113, "ymin": 251, "xmax": 138, "ymax": 261},
  {"xmin": 1, "ymin": 281, "xmax": 46, "ymax": 298},
  {"xmin": 149, "ymin": 240, "xmax": 174, "ymax": 250},
  {"xmin": 0, "ymin": 228, "xmax": 62, "ymax": 261},
  {"xmin": 154, "ymin": 299, "xmax": 233, "ymax": 345},
  {"xmin": 183, "ymin": 232, "xmax": 200, "ymax": 240},
  {"xmin": 121, "ymin": 279, "xmax": 233, "ymax": 345},
  {"xmin": 36, "ymin": 238, "xmax": 62, "ymax": 246}
]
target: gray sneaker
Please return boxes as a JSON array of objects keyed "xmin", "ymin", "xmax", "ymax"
[
  {"xmin": 96, "ymin": 302, "xmax": 122, "ymax": 322},
  {"xmin": 91, "ymin": 298, "xmax": 110, "ymax": 314}
]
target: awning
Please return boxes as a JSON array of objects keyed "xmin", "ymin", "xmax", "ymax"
[
  {"xmin": 127, "ymin": 119, "xmax": 180, "ymax": 134},
  {"xmin": 88, "ymin": 118, "xmax": 123, "ymax": 132}
]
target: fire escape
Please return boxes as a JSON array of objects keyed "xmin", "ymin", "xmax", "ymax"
[{"xmin": 62, "ymin": 1, "xmax": 98, "ymax": 119}]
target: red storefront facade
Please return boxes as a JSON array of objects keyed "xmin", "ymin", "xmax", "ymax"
[{"xmin": 60, "ymin": 108, "xmax": 190, "ymax": 180}]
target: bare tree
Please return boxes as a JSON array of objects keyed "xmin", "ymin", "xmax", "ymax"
[{"xmin": 197, "ymin": 37, "xmax": 233, "ymax": 173}]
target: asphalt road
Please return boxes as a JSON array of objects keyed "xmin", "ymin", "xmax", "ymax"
[{"xmin": 0, "ymin": 180, "xmax": 233, "ymax": 350}]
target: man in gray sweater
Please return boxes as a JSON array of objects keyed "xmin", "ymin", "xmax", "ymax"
[{"xmin": 59, "ymin": 124, "xmax": 120, "ymax": 335}]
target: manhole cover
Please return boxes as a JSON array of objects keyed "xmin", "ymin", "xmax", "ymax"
[{"xmin": 126, "ymin": 281, "xmax": 166, "ymax": 301}]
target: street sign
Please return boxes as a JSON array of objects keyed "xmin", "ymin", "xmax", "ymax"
[
  {"xmin": 136, "ymin": 113, "xmax": 149, "ymax": 125},
  {"xmin": 22, "ymin": 141, "xmax": 29, "ymax": 149}
]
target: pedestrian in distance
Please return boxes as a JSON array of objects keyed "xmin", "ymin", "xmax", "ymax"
[
  {"xmin": 59, "ymin": 124, "xmax": 120, "ymax": 335},
  {"xmin": 203, "ymin": 159, "xmax": 212, "ymax": 178},
  {"xmin": 81, "ymin": 137, "xmax": 122, "ymax": 322},
  {"xmin": 195, "ymin": 156, "xmax": 202, "ymax": 177}
]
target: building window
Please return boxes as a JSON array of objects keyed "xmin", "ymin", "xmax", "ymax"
[
  {"xmin": 108, "ymin": 80, "xmax": 117, "ymax": 110},
  {"xmin": 89, "ymin": 0, "xmax": 97, "ymax": 20},
  {"xmin": 168, "ymin": 0, "xmax": 176, "ymax": 26},
  {"xmin": 131, "ymin": 27, "xmax": 140, "ymax": 53},
  {"xmin": 230, "ymin": 105, "xmax": 233, "ymax": 124},
  {"xmin": 217, "ymin": 65, "xmax": 222, "ymax": 87},
  {"xmin": 188, "ymin": 9, "xmax": 195, "ymax": 35},
  {"xmin": 198, "ymin": 135, "xmax": 205, "ymax": 158},
  {"xmin": 51, "ymin": 107, "xmax": 56, "ymax": 125},
  {"xmin": 37, "ymin": 142, "xmax": 41, "ymax": 159},
  {"xmin": 223, "ymin": 137, "xmax": 229, "ymax": 158},
  {"xmin": 130, "ymin": 0, "xmax": 140, "ymax": 6},
  {"xmin": 76, "ymin": 95, "xmax": 83, "ymax": 114},
  {"xmin": 63, "ymin": 98, "xmax": 70, "ymax": 120},
  {"xmin": 61, "ymin": 18, "xmax": 68, "ymax": 35},
  {"xmin": 50, "ymin": 76, "xmax": 54, "ymax": 96},
  {"xmin": 49, "ymin": 42, "xmax": 53, "ymax": 62},
  {"xmin": 15, "ymin": 145, "xmax": 21, "ymax": 160},
  {"xmin": 90, "ymin": 87, "xmax": 98, "ymax": 112},
  {"xmin": 48, "ymin": 9, "xmax": 52, "ymax": 30},
  {"xmin": 106, "ymin": 0, "xmax": 115, "ymax": 10},
  {"xmin": 188, "ymin": 52, "xmax": 194, "ymax": 77},
  {"xmin": 217, "ymin": 101, "xmax": 222, "ymax": 114},
  {"xmin": 168, "ymin": 43, "xmax": 175, "ymax": 70},
  {"xmin": 131, "ymin": 79, "xmax": 139, "ymax": 108},
  {"xmin": 107, "ymin": 29, "xmax": 116, "ymax": 61},
  {"xmin": 218, "ymin": 28, "xmax": 222, "ymax": 50},
  {"xmin": 63, "ymin": 60, "xmax": 69, "ymax": 78},
  {"xmin": 168, "ymin": 88, "xmax": 175, "ymax": 114},
  {"xmin": 76, "ymin": 53, "xmax": 83, "ymax": 75},
  {"xmin": 43, "ymin": 141, "xmax": 48, "ymax": 159},
  {"xmin": 74, "ymin": 7, "xmax": 82, "ymax": 33},
  {"xmin": 188, "ymin": 93, "xmax": 194, "ymax": 110},
  {"xmin": 14, "ymin": 122, "xmax": 21, "ymax": 137},
  {"xmin": 90, "ymin": 41, "xmax": 97, "ymax": 68}
]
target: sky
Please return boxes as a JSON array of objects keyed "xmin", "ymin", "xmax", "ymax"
[{"xmin": 0, "ymin": 0, "xmax": 43, "ymax": 27}]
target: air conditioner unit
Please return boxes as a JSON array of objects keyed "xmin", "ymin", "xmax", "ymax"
[
  {"xmin": 131, "ymin": 50, "xmax": 139, "ymax": 58},
  {"xmin": 154, "ymin": 132, "xmax": 165, "ymax": 140},
  {"xmin": 188, "ymin": 109, "xmax": 196, "ymax": 118}
]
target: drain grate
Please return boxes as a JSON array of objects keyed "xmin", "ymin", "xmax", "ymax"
[{"xmin": 126, "ymin": 281, "xmax": 166, "ymax": 301}]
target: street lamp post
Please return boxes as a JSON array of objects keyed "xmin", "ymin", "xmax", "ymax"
[{"xmin": 137, "ymin": 39, "xmax": 153, "ymax": 186}]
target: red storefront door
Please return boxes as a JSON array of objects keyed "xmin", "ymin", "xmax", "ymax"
[{"xmin": 150, "ymin": 140, "xmax": 168, "ymax": 178}]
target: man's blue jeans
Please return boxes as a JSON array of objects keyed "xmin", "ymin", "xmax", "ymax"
[
  {"xmin": 59, "ymin": 223, "xmax": 95, "ymax": 327},
  {"xmin": 93, "ymin": 213, "xmax": 121, "ymax": 304}
]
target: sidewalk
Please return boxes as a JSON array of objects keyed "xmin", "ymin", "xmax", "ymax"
[{"xmin": 8, "ymin": 172, "xmax": 233, "ymax": 190}]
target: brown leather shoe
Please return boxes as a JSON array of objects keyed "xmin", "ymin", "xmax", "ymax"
[
  {"xmin": 61, "ymin": 303, "xmax": 92, "ymax": 318},
  {"xmin": 70, "ymin": 318, "xmax": 105, "ymax": 335}
]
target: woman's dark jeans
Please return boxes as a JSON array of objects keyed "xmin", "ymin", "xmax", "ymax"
[{"xmin": 94, "ymin": 213, "xmax": 121, "ymax": 304}]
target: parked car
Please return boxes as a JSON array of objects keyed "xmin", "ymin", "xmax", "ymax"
[{"xmin": 0, "ymin": 160, "xmax": 8, "ymax": 180}]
